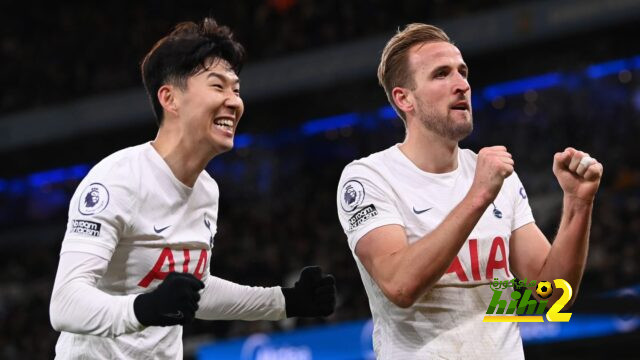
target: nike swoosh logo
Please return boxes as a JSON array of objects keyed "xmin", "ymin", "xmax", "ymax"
[
  {"xmin": 413, "ymin": 207, "xmax": 433, "ymax": 214},
  {"xmin": 154, "ymin": 225, "xmax": 171, "ymax": 234},
  {"xmin": 162, "ymin": 310, "xmax": 184, "ymax": 319}
]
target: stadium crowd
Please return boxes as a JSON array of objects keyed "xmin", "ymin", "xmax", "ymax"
[{"xmin": 1, "ymin": 0, "xmax": 523, "ymax": 114}]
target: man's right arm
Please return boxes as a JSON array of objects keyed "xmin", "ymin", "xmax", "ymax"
[
  {"xmin": 50, "ymin": 251, "xmax": 205, "ymax": 337},
  {"xmin": 50, "ymin": 161, "xmax": 204, "ymax": 336},
  {"xmin": 355, "ymin": 195, "xmax": 490, "ymax": 308},
  {"xmin": 349, "ymin": 146, "xmax": 514, "ymax": 308},
  {"xmin": 49, "ymin": 251, "xmax": 143, "ymax": 337}
]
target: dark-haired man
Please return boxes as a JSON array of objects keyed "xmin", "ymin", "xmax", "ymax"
[{"xmin": 50, "ymin": 18, "xmax": 336, "ymax": 359}]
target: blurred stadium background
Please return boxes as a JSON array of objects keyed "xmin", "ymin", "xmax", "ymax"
[{"xmin": 1, "ymin": 0, "xmax": 639, "ymax": 358}]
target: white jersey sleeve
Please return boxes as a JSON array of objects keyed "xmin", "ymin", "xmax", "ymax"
[
  {"xmin": 336, "ymin": 161, "xmax": 405, "ymax": 251},
  {"xmin": 196, "ymin": 275, "xmax": 286, "ymax": 321},
  {"xmin": 51, "ymin": 151, "xmax": 142, "ymax": 337},
  {"xmin": 50, "ymin": 251, "xmax": 143, "ymax": 337},
  {"xmin": 505, "ymin": 172, "xmax": 535, "ymax": 231},
  {"xmin": 61, "ymin": 155, "xmax": 138, "ymax": 260}
]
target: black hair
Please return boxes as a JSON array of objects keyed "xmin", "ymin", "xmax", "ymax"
[{"xmin": 141, "ymin": 18, "xmax": 245, "ymax": 125}]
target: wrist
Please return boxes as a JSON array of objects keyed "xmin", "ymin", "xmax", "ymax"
[
  {"xmin": 561, "ymin": 194, "xmax": 594, "ymax": 223},
  {"xmin": 563, "ymin": 194, "xmax": 595, "ymax": 209},
  {"xmin": 133, "ymin": 293, "xmax": 154, "ymax": 326},
  {"xmin": 127, "ymin": 294, "xmax": 146, "ymax": 331},
  {"xmin": 465, "ymin": 187, "xmax": 495, "ymax": 211},
  {"xmin": 280, "ymin": 287, "xmax": 299, "ymax": 318}
]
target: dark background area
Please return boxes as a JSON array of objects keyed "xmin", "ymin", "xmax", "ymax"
[{"xmin": 1, "ymin": 1, "xmax": 639, "ymax": 359}]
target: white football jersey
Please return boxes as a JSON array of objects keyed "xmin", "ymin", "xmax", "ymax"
[
  {"xmin": 55, "ymin": 142, "xmax": 220, "ymax": 359},
  {"xmin": 337, "ymin": 145, "xmax": 534, "ymax": 359}
]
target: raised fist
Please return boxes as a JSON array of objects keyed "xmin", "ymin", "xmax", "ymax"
[
  {"xmin": 471, "ymin": 146, "xmax": 514, "ymax": 204},
  {"xmin": 281, "ymin": 266, "xmax": 337, "ymax": 317}
]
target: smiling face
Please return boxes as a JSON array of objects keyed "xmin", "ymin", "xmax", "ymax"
[
  {"xmin": 172, "ymin": 58, "xmax": 244, "ymax": 155},
  {"xmin": 406, "ymin": 41, "xmax": 472, "ymax": 142}
]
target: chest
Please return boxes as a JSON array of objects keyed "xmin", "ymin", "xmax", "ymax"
[
  {"xmin": 124, "ymin": 184, "xmax": 219, "ymax": 249},
  {"xmin": 390, "ymin": 176, "xmax": 515, "ymax": 284}
]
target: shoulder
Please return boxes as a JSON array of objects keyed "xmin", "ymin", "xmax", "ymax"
[
  {"xmin": 197, "ymin": 170, "xmax": 220, "ymax": 196},
  {"xmin": 73, "ymin": 144, "xmax": 148, "ymax": 212},
  {"xmin": 340, "ymin": 146, "xmax": 397, "ymax": 181},
  {"xmin": 87, "ymin": 143, "xmax": 147, "ymax": 181},
  {"xmin": 459, "ymin": 148, "xmax": 478, "ymax": 162},
  {"xmin": 504, "ymin": 170, "xmax": 526, "ymax": 192}
]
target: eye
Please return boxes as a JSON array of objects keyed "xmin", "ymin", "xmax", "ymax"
[
  {"xmin": 233, "ymin": 88, "xmax": 240, "ymax": 95},
  {"xmin": 435, "ymin": 70, "xmax": 448, "ymax": 78},
  {"xmin": 211, "ymin": 84, "xmax": 223, "ymax": 90}
]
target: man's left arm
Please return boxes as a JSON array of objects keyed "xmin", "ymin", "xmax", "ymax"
[
  {"xmin": 196, "ymin": 266, "xmax": 336, "ymax": 321},
  {"xmin": 510, "ymin": 147, "xmax": 603, "ymax": 306}
]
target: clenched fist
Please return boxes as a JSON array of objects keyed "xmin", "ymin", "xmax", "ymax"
[
  {"xmin": 281, "ymin": 266, "xmax": 336, "ymax": 317},
  {"xmin": 553, "ymin": 147, "xmax": 603, "ymax": 202},
  {"xmin": 134, "ymin": 272, "xmax": 204, "ymax": 327},
  {"xmin": 471, "ymin": 146, "xmax": 514, "ymax": 205}
]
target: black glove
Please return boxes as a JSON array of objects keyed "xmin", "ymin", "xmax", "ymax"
[
  {"xmin": 134, "ymin": 272, "xmax": 205, "ymax": 326},
  {"xmin": 281, "ymin": 266, "xmax": 336, "ymax": 317}
]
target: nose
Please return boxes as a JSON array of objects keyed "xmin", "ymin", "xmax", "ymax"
[
  {"xmin": 453, "ymin": 72, "xmax": 470, "ymax": 95},
  {"xmin": 223, "ymin": 90, "xmax": 244, "ymax": 112}
]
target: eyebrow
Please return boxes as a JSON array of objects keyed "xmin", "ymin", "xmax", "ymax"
[
  {"xmin": 430, "ymin": 63, "xmax": 468, "ymax": 75},
  {"xmin": 206, "ymin": 71, "xmax": 240, "ymax": 84}
]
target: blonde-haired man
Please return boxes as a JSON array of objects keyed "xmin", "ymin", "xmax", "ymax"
[{"xmin": 337, "ymin": 23, "xmax": 602, "ymax": 358}]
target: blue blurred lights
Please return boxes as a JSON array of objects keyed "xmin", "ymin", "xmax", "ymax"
[
  {"xmin": 301, "ymin": 113, "xmax": 359, "ymax": 135},
  {"xmin": 587, "ymin": 59, "xmax": 629, "ymax": 79},
  {"xmin": 377, "ymin": 105, "xmax": 398, "ymax": 120},
  {"xmin": 482, "ymin": 73, "xmax": 562, "ymax": 101},
  {"xmin": 233, "ymin": 134, "xmax": 253, "ymax": 149},
  {"xmin": 2, "ymin": 53, "xmax": 639, "ymax": 196}
]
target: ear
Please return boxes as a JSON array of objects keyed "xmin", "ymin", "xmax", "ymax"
[
  {"xmin": 158, "ymin": 84, "xmax": 179, "ymax": 117},
  {"xmin": 392, "ymin": 87, "xmax": 414, "ymax": 114}
]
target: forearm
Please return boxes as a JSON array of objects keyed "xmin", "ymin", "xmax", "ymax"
[
  {"xmin": 49, "ymin": 252, "xmax": 143, "ymax": 337},
  {"xmin": 196, "ymin": 275, "xmax": 286, "ymax": 321},
  {"xmin": 378, "ymin": 189, "xmax": 491, "ymax": 305},
  {"xmin": 538, "ymin": 195, "xmax": 593, "ymax": 300}
]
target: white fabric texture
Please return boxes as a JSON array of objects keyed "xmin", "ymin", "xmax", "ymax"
[
  {"xmin": 336, "ymin": 144, "xmax": 534, "ymax": 359},
  {"xmin": 50, "ymin": 142, "xmax": 285, "ymax": 359}
]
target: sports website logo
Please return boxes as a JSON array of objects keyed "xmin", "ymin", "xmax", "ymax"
[
  {"xmin": 70, "ymin": 219, "xmax": 102, "ymax": 237},
  {"xmin": 483, "ymin": 278, "xmax": 573, "ymax": 323},
  {"xmin": 348, "ymin": 204, "xmax": 378, "ymax": 230}
]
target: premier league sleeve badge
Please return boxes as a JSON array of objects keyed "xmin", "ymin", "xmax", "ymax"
[
  {"xmin": 340, "ymin": 180, "xmax": 365, "ymax": 213},
  {"xmin": 78, "ymin": 183, "xmax": 110, "ymax": 215}
]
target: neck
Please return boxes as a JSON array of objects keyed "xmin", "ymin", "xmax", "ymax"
[
  {"xmin": 399, "ymin": 120, "xmax": 458, "ymax": 173},
  {"xmin": 152, "ymin": 124, "xmax": 215, "ymax": 187}
]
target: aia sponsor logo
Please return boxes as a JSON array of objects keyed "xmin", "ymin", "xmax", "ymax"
[{"xmin": 138, "ymin": 248, "xmax": 208, "ymax": 288}]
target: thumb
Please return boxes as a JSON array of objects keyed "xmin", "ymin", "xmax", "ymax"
[{"xmin": 298, "ymin": 266, "xmax": 322, "ymax": 285}]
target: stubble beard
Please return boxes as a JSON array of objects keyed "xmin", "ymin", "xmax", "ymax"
[{"xmin": 416, "ymin": 100, "xmax": 473, "ymax": 142}]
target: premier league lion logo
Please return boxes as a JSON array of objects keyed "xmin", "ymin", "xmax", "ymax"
[
  {"xmin": 344, "ymin": 185, "xmax": 357, "ymax": 206},
  {"xmin": 340, "ymin": 180, "xmax": 365, "ymax": 212},
  {"xmin": 84, "ymin": 188, "xmax": 100, "ymax": 208},
  {"xmin": 78, "ymin": 183, "xmax": 109, "ymax": 215}
]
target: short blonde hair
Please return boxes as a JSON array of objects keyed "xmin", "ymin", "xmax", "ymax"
[{"xmin": 377, "ymin": 24, "xmax": 451, "ymax": 123}]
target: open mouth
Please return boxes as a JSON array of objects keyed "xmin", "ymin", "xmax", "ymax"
[
  {"xmin": 450, "ymin": 101, "xmax": 470, "ymax": 111},
  {"xmin": 213, "ymin": 118, "xmax": 234, "ymax": 132}
]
